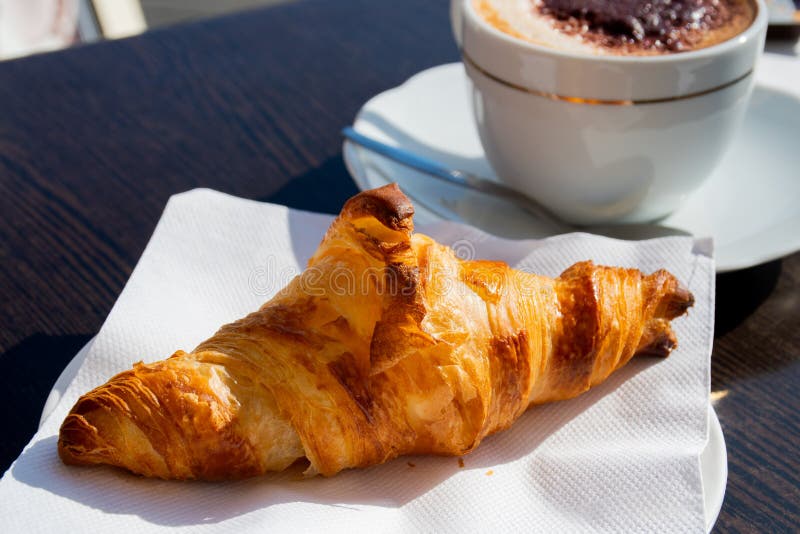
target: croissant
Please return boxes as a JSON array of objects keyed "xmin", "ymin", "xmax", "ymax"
[{"xmin": 58, "ymin": 184, "xmax": 693, "ymax": 480}]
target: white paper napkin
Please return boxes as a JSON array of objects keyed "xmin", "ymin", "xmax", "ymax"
[{"xmin": 0, "ymin": 189, "xmax": 714, "ymax": 533}]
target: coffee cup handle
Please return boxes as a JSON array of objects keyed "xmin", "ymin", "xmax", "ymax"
[{"xmin": 450, "ymin": 0, "xmax": 464, "ymax": 49}]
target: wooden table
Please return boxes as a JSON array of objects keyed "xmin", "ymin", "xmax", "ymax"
[{"xmin": 0, "ymin": 1, "xmax": 797, "ymax": 531}]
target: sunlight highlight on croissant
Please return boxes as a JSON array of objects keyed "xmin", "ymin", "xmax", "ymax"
[{"xmin": 58, "ymin": 184, "xmax": 694, "ymax": 480}]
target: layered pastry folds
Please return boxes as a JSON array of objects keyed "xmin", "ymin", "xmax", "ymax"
[{"xmin": 59, "ymin": 184, "xmax": 693, "ymax": 479}]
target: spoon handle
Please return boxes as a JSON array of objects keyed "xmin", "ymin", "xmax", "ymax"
[{"xmin": 341, "ymin": 127, "xmax": 568, "ymax": 228}]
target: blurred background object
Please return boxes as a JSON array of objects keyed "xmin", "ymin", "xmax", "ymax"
[
  {"xmin": 0, "ymin": 0, "xmax": 145, "ymax": 59},
  {"xmin": 140, "ymin": 0, "xmax": 292, "ymax": 28},
  {"xmin": 767, "ymin": 0, "xmax": 800, "ymax": 25},
  {"xmin": 0, "ymin": 0, "xmax": 291, "ymax": 60},
  {"xmin": 91, "ymin": 0, "xmax": 146, "ymax": 39},
  {"xmin": 0, "ymin": 0, "xmax": 80, "ymax": 59}
]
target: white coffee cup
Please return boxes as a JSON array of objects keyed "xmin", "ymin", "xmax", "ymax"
[{"xmin": 451, "ymin": 0, "xmax": 768, "ymax": 224}]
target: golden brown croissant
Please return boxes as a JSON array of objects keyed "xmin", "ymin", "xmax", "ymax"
[{"xmin": 58, "ymin": 184, "xmax": 693, "ymax": 480}]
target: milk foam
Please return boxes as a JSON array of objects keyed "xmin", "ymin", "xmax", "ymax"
[
  {"xmin": 474, "ymin": 0, "xmax": 756, "ymax": 56},
  {"xmin": 475, "ymin": 0, "xmax": 602, "ymax": 54}
]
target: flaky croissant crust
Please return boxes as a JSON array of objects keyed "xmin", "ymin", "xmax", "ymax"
[{"xmin": 59, "ymin": 184, "xmax": 693, "ymax": 479}]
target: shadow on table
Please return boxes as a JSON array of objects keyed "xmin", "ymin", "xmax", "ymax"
[
  {"xmin": 714, "ymin": 259, "xmax": 782, "ymax": 338},
  {"xmin": 711, "ymin": 258, "xmax": 800, "ymax": 391},
  {"xmin": 262, "ymin": 154, "xmax": 359, "ymax": 216},
  {"xmin": 11, "ymin": 359, "xmax": 654, "ymax": 526},
  {"xmin": 0, "ymin": 333, "xmax": 94, "ymax": 475}
]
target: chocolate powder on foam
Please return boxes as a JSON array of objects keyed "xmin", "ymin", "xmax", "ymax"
[{"xmin": 539, "ymin": 0, "xmax": 747, "ymax": 52}]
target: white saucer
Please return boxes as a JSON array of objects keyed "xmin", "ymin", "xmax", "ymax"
[
  {"xmin": 40, "ymin": 339, "xmax": 728, "ymax": 532},
  {"xmin": 344, "ymin": 54, "xmax": 800, "ymax": 272}
]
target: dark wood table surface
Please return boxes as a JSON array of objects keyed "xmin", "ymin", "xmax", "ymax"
[{"xmin": 1, "ymin": 0, "xmax": 798, "ymax": 531}]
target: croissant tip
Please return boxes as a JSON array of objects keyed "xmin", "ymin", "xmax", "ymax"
[
  {"xmin": 57, "ymin": 414, "xmax": 99, "ymax": 466},
  {"xmin": 341, "ymin": 183, "xmax": 414, "ymax": 232},
  {"xmin": 666, "ymin": 282, "xmax": 694, "ymax": 319},
  {"xmin": 637, "ymin": 331, "xmax": 678, "ymax": 358}
]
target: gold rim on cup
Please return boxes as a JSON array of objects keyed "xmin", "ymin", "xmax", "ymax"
[{"xmin": 463, "ymin": 52, "xmax": 754, "ymax": 106}]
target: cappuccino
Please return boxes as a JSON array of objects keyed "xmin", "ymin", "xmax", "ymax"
[{"xmin": 474, "ymin": 0, "xmax": 757, "ymax": 55}]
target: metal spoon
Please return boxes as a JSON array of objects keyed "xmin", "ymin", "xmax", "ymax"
[{"xmin": 342, "ymin": 126, "xmax": 566, "ymax": 228}]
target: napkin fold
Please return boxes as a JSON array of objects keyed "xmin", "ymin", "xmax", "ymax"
[{"xmin": 0, "ymin": 189, "xmax": 714, "ymax": 533}]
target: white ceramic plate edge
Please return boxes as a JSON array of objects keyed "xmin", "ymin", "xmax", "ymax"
[{"xmin": 702, "ymin": 404, "xmax": 728, "ymax": 531}]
